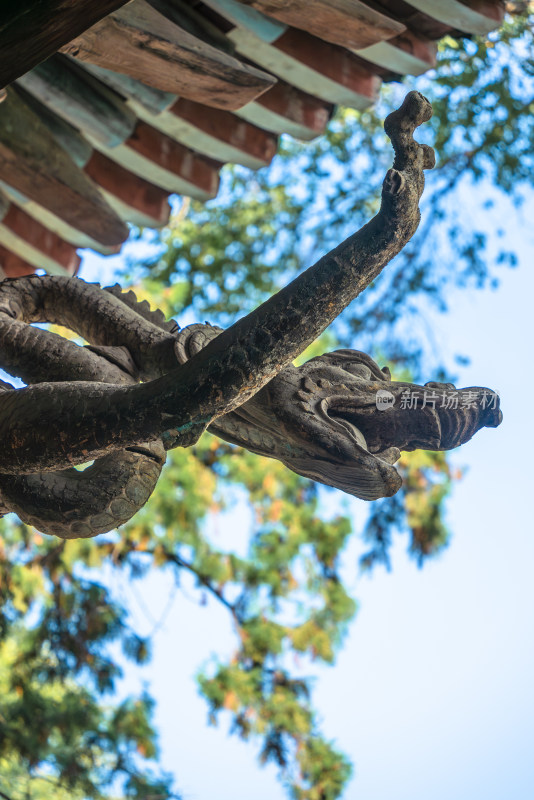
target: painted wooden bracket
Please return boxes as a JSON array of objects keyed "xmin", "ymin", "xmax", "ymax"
[{"xmin": 60, "ymin": 0, "xmax": 276, "ymax": 110}]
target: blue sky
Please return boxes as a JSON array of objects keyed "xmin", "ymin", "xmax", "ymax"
[{"xmin": 79, "ymin": 179, "xmax": 534, "ymax": 799}]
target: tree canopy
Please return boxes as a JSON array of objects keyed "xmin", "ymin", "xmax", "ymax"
[{"xmin": 0, "ymin": 6, "xmax": 532, "ymax": 799}]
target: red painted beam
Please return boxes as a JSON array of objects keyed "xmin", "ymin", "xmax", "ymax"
[
  {"xmin": 167, "ymin": 98, "xmax": 278, "ymax": 168},
  {"xmin": 273, "ymin": 28, "xmax": 381, "ymax": 106},
  {"xmin": 0, "ymin": 245, "xmax": 38, "ymax": 278},
  {"xmin": 94, "ymin": 121, "xmax": 221, "ymax": 199},
  {"xmin": 84, "ymin": 151, "xmax": 171, "ymax": 227},
  {"xmin": 250, "ymin": 80, "xmax": 334, "ymax": 139},
  {"xmin": 1, "ymin": 204, "xmax": 81, "ymax": 275}
]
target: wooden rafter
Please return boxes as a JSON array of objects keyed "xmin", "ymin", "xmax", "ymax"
[
  {"xmin": 403, "ymin": 0, "xmax": 503, "ymax": 35},
  {"xmin": 72, "ymin": 60, "xmax": 277, "ymax": 169},
  {"xmin": 17, "ymin": 55, "xmax": 137, "ymax": 148},
  {"xmin": 230, "ymin": 25, "xmax": 382, "ymax": 109},
  {"xmin": 0, "ymin": 89, "xmax": 129, "ymax": 246},
  {"xmin": 237, "ymin": 0, "xmax": 406, "ymax": 49},
  {"xmin": 0, "ymin": 0, "xmax": 506, "ymax": 281},
  {"xmin": 61, "ymin": 0, "xmax": 276, "ymax": 110},
  {"xmin": 201, "ymin": 1, "xmax": 381, "ymax": 109},
  {"xmin": 0, "ymin": 180, "xmax": 121, "ymax": 255},
  {"xmin": 370, "ymin": 0, "xmax": 503, "ymax": 39}
]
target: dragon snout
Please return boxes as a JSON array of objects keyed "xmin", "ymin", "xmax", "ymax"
[{"xmin": 431, "ymin": 385, "xmax": 502, "ymax": 450}]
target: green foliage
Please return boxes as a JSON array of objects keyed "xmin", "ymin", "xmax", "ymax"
[
  {"xmin": 1, "ymin": 9, "xmax": 533, "ymax": 800},
  {"xmin": 0, "ymin": 519, "xmax": 176, "ymax": 799},
  {"xmin": 361, "ymin": 449, "xmax": 455, "ymax": 571}
]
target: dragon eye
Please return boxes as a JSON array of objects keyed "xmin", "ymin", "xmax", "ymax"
[{"xmin": 343, "ymin": 363, "xmax": 372, "ymax": 379}]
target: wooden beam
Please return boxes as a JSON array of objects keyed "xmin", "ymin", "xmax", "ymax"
[
  {"xmin": 0, "ymin": 197, "xmax": 81, "ymax": 276},
  {"xmin": 237, "ymin": 0, "xmax": 406, "ymax": 50},
  {"xmin": 147, "ymin": 0, "xmax": 237, "ymax": 55},
  {"xmin": 0, "ymin": 88, "xmax": 129, "ymax": 247},
  {"xmin": 87, "ymin": 121, "xmax": 221, "ymax": 199},
  {"xmin": 17, "ymin": 55, "xmax": 137, "ymax": 148},
  {"xmin": 130, "ymin": 97, "xmax": 278, "ymax": 169},
  {"xmin": 235, "ymin": 81, "xmax": 333, "ymax": 140},
  {"xmin": 0, "ymin": 1, "xmax": 131, "ymax": 89},
  {"xmin": 61, "ymin": 0, "xmax": 276, "ymax": 110}
]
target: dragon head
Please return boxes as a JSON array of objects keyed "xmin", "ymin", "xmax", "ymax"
[{"xmin": 224, "ymin": 350, "xmax": 502, "ymax": 501}]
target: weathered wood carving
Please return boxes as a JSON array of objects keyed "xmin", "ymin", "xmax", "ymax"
[{"xmin": 0, "ymin": 93, "xmax": 501, "ymax": 538}]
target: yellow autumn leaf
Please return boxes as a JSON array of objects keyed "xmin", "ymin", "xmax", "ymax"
[{"xmin": 223, "ymin": 690, "xmax": 239, "ymax": 711}]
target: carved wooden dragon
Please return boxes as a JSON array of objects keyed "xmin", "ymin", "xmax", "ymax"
[{"xmin": 0, "ymin": 93, "xmax": 502, "ymax": 538}]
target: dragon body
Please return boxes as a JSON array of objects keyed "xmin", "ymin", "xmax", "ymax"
[{"xmin": 0, "ymin": 93, "xmax": 502, "ymax": 537}]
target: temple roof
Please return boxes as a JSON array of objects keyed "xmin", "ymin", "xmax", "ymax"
[{"xmin": 0, "ymin": 0, "xmax": 504, "ymax": 278}]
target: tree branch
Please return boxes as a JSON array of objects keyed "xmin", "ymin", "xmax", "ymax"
[{"xmin": 132, "ymin": 544, "xmax": 243, "ymax": 625}]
